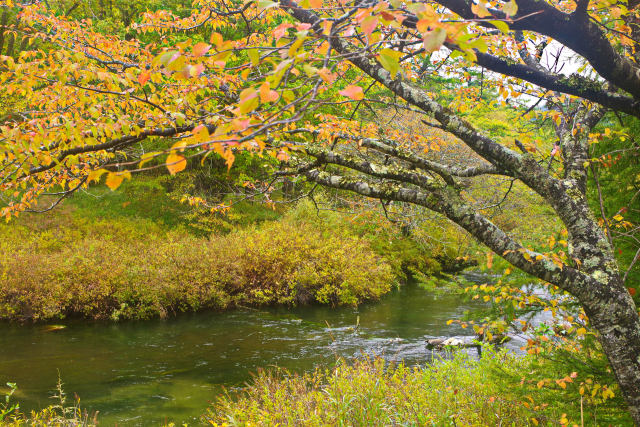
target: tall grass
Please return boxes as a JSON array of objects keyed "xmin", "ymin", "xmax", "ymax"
[
  {"xmin": 206, "ymin": 352, "xmax": 533, "ymax": 426},
  {"xmin": 206, "ymin": 349, "xmax": 633, "ymax": 426}
]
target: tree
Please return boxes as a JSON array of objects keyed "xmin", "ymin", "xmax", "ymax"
[{"xmin": 1, "ymin": 0, "xmax": 640, "ymax": 421}]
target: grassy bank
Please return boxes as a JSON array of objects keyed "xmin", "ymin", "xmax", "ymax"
[
  {"xmin": 0, "ymin": 203, "xmax": 394, "ymax": 321},
  {"xmin": 1, "ymin": 173, "xmax": 477, "ymax": 322},
  {"xmin": 206, "ymin": 350, "xmax": 632, "ymax": 426}
]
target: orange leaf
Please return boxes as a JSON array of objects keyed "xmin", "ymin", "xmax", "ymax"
[
  {"xmin": 339, "ymin": 85, "xmax": 364, "ymax": 100},
  {"xmin": 416, "ymin": 18, "xmax": 432, "ymax": 33},
  {"xmin": 260, "ymin": 83, "xmax": 279, "ymax": 103},
  {"xmin": 486, "ymin": 251, "xmax": 494, "ymax": 269},
  {"xmin": 360, "ymin": 16, "xmax": 379, "ymax": 38},
  {"xmin": 276, "ymin": 150, "xmax": 289, "ymax": 161},
  {"xmin": 138, "ymin": 70, "xmax": 150, "ymax": 85},
  {"xmin": 193, "ymin": 42, "xmax": 211, "ymax": 58},
  {"xmin": 166, "ymin": 153, "xmax": 187, "ymax": 175},
  {"xmin": 210, "ymin": 32, "xmax": 223, "ymax": 47},
  {"xmin": 318, "ymin": 67, "xmax": 337, "ymax": 83}
]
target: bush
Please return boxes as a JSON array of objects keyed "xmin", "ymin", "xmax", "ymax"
[
  {"xmin": 205, "ymin": 351, "xmax": 535, "ymax": 426},
  {"xmin": 0, "ymin": 206, "xmax": 392, "ymax": 321},
  {"xmin": 205, "ymin": 349, "xmax": 632, "ymax": 426}
]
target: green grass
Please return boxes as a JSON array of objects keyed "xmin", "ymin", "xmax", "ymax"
[{"xmin": 67, "ymin": 177, "xmax": 283, "ymax": 234}]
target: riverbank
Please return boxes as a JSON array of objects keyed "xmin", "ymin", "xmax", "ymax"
[
  {"xmin": 0, "ymin": 205, "xmax": 395, "ymax": 322},
  {"xmin": 206, "ymin": 350, "xmax": 632, "ymax": 426},
  {"xmin": 0, "ymin": 184, "xmax": 468, "ymax": 322},
  {"xmin": 2, "ymin": 349, "xmax": 631, "ymax": 426},
  {"xmin": 0, "ymin": 283, "xmax": 488, "ymax": 425}
]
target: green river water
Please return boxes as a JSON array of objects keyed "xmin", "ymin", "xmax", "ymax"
[{"xmin": 0, "ymin": 280, "xmax": 498, "ymax": 426}]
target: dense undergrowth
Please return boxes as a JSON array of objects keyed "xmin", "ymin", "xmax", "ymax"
[
  {"xmin": 0, "ymin": 168, "xmax": 482, "ymax": 322},
  {"xmin": 205, "ymin": 349, "xmax": 632, "ymax": 426},
  {"xmin": 0, "ymin": 200, "xmax": 394, "ymax": 321}
]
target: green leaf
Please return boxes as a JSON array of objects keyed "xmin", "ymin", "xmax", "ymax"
[
  {"xmin": 490, "ymin": 20, "xmax": 510, "ymax": 34},
  {"xmin": 257, "ymin": 0, "xmax": 278, "ymax": 10},
  {"xmin": 378, "ymin": 48, "xmax": 403, "ymax": 79},
  {"xmin": 303, "ymin": 64, "xmax": 318, "ymax": 77},
  {"xmin": 467, "ymin": 37, "xmax": 488, "ymax": 53}
]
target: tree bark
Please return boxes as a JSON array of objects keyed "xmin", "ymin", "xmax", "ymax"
[{"xmin": 586, "ymin": 280, "xmax": 640, "ymax": 423}]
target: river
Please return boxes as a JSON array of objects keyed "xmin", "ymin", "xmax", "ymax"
[{"xmin": 0, "ymin": 281, "xmax": 492, "ymax": 425}]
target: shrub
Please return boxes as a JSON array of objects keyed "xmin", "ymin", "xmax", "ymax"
[
  {"xmin": 205, "ymin": 349, "xmax": 632, "ymax": 426},
  {"xmin": 205, "ymin": 351, "xmax": 534, "ymax": 426},
  {"xmin": 0, "ymin": 206, "xmax": 392, "ymax": 321}
]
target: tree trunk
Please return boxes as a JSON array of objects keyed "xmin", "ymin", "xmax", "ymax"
[{"xmin": 583, "ymin": 277, "xmax": 640, "ymax": 424}]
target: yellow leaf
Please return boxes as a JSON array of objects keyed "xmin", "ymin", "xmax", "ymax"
[
  {"xmin": 166, "ymin": 153, "xmax": 187, "ymax": 175},
  {"xmin": 248, "ymin": 49, "xmax": 260, "ymax": 66},
  {"xmin": 192, "ymin": 124, "xmax": 210, "ymax": 142},
  {"xmin": 139, "ymin": 152, "xmax": 161, "ymax": 168},
  {"xmin": 239, "ymin": 88, "xmax": 259, "ymax": 114},
  {"xmin": 288, "ymin": 37, "xmax": 305, "ymax": 58},
  {"xmin": 502, "ymin": 0, "xmax": 518, "ymax": 16},
  {"xmin": 423, "ymin": 28, "xmax": 446, "ymax": 53},
  {"xmin": 471, "ymin": 2, "xmax": 491, "ymax": 17},
  {"xmin": 88, "ymin": 168, "xmax": 108, "ymax": 183},
  {"xmin": 105, "ymin": 171, "xmax": 130, "ymax": 191}
]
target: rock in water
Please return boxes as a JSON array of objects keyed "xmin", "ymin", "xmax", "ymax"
[{"xmin": 442, "ymin": 337, "xmax": 464, "ymax": 346}]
